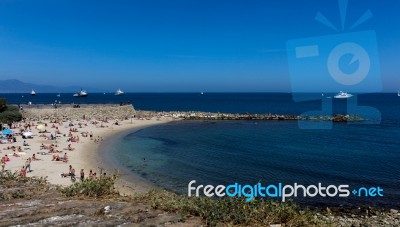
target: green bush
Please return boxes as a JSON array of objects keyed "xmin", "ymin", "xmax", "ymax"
[
  {"xmin": 140, "ymin": 190, "xmax": 329, "ymax": 226},
  {"xmin": 60, "ymin": 177, "xmax": 118, "ymax": 198},
  {"xmin": 0, "ymin": 98, "xmax": 6, "ymax": 111},
  {"xmin": 0, "ymin": 171, "xmax": 48, "ymax": 201},
  {"xmin": 0, "ymin": 105, "xmax": 22, "ymax": 124},
  {"xmin": 0, "ymin": 171, "xmax": 47, "ymax": 185}
]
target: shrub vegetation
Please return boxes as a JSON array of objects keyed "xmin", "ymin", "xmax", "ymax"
[
  {"xmin": 0, "ymin": 103, "xmax": 22, "ymax": 125},
  {"xmin": 138, "ymin": 190, "xmax": 330, "ymax": 226},
  {"xmin": 60, "ymin": 177, "xmax": 119, "ymax": 198}
]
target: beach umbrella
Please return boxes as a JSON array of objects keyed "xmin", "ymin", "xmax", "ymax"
[
  {"xmin": 36, "ymin": 124, "xmax": 46, "ymax": 132},
  {"xmin": 1, "ymin": 129, "xmax": 13, "ymax": 135},
  {"xmin": 23, "ymin": 131, "xmax": 33, "ymax": 137}
]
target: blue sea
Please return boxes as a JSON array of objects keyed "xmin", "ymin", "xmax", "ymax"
[{"xmin": 2, "ymin": 93, "xmax": 400, "ymax": 207}]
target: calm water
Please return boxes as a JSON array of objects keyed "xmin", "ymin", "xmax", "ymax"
[
  {"xmin": 3, "ymin": 92, "xmax": 399, "ymax": 207},
  {"xmin": 101, "ymin": 93, "xmax": 398, "ymax": 208},
  {"xmin": 111, "ymin": 120, "xmax": 400, "ymax": 207}
]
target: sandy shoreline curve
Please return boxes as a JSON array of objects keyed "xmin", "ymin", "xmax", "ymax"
[
  {"xmin": 83, "ymin": 118, "xmax": 175, "ymax": 196},
  {"xmin": 1, "ymin": 108, "xmax": 174, "ymax": 195}
]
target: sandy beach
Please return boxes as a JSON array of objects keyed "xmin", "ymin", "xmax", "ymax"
[{"xmin": 0, "ymin": 108, "xmax": 173, "ymax": 194}]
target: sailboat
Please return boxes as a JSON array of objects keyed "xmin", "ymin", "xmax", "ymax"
[{"xmin": 31, "ymin": 89, "xmax": 36, "ymax": 96}]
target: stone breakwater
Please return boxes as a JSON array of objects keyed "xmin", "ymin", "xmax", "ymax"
[
  {"xmin": 134, "ymin": 110, "xmax": 363, "ymax": 122},
  {"xmin": 20, "ymin": 104, "xmax": 136, "ymax": 121},
  {"xmin": 19, "ymin": 104, "xmax": 363, "ymax": 123}
]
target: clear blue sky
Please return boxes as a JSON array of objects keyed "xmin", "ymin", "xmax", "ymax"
[{"xmin": 0, "ymin": 0, "xmax": 399, "ymax": 92}]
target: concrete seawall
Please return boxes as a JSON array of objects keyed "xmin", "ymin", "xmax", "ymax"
[{"xmin": 20, "ymin": 104, "xmax": 136, "ymax": 121}]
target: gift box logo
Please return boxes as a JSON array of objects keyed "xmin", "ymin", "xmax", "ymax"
[{"xmin": 286, "ymin": 0, "xmax": 382, "ymax": 129}]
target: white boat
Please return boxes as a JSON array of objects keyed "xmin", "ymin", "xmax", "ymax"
[
  {"xmin": 334, "ymin": 91, "xmax": 353, "ymax": 99},
  {"xmin": 398, "ymin": 91, "xmax": 400, "ymax": 97},
  {"xmin": 201, "ymin": 91, "xmax": 204, "ymax": 95},
  {"xmin": 57, "ymin": 93, "xmax": 61, "ymax": 97},
  {"xmin": 73, "ymin": 89, "xmax": 88, "ymax": 97},
  {"xmin": 115, "ymin": 88, "xmax": 124, "ymax": 96},
  {"xmin": 31, "ymin": 89, "xmax": 36, "ymax": 96}
]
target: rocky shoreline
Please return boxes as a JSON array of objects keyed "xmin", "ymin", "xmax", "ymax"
[{"xmin": 314, "ymin": 206, "xmax": 400, "ymax": 226}]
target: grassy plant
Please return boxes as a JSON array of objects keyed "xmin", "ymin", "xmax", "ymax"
[
  {"xmin": 0, "ymin": 105, "xmax": 22, "ymax": 124},
  {"xmin": 138, "ymin": 189, "xmax": 330, "ymax": 226},
  {"xmin": 60, "ymin": 177, "xmax": 119, "ymax": 198},
  {"xmin": 1, "ymin": 170, "xmax": 333, "ymax": 226},
  {"xmin": 0, "ymin": 171, "xmax": 48, "ymax": 200},
  {"xmin": 11, "ymin": 190, "xmax": 26, "ymax": 199},
  {"xmin": 0, "ymin": 171, "xmax": 47, "ymax": 186}
]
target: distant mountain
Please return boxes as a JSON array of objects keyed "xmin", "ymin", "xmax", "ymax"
[{"xmin": 0, "ymin": 79, "xmax": 101, "ymax": 93}]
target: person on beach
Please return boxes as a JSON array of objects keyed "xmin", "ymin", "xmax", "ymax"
[
  {"xmin": 0, "ymin": 157, "xmax": 5, "ymax": 172},
  {"xmin": 80, "ymin": 169, "xmax": 84, "ymax": 181},
  {"xmin": 20, "ymin": 166, "xmax": 27, "ymax": 177},
  {"xmin": 70, "ymin": 167, "xmax": 76, "ymax": 181},
  {"xmin": 52, "ymin": 154, "xmax": 61, "ymax": 161},
  {"xmin": 61, "ymin": 165, "xmax": 76, "ymax": 181},
  {"xmin": 32, "ymin": 154, "xmax": 41, "ymax": 161},
  {"xmin": 67, "ymin": 144, "xmax": 75, "ymax": 151},
  {"xmin": 25, "ymin": 158, "xmax": 31, "ymax": 172}
]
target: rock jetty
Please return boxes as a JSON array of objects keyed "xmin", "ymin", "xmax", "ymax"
[
  {"xmin": 134, "ymin": 110, "xmax": 363, "ymax": 122},
  {"xmin": 18, "ymin": 104, "xmax": 363, "ymax": 123}
]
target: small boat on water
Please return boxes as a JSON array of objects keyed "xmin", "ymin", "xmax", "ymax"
[
  {"xmin": 31, "ymin": 89, "xmax": 36, "ymax": 96},
  {"xmin": 334, "ymin": 91, "xmax": 353, "ymax": 99},
  {"xmin": 115, "ymin": 88, "xmax": 124, "ymax": 96},
  {"xmin": 57, "ymin": 93, "xmax": 61, "ymax": 97},
  {"xmin": 398, "ymin": 91, "xmax": 400, "ymax": 97},
  {"xmin": 73, "ymin": 89, "xmax": 88, "ymax": 97}
]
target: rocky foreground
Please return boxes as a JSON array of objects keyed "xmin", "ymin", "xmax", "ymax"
[
  {"xmin": 0, "ymin": 175, "xmax": 202, "ymax": 226},
  {"xmin": 1, "ymin": 174, "xmax": 399, "ymax": 227}
]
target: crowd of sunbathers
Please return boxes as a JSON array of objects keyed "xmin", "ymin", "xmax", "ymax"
[
  {"xmin": 0, "ymin": 134, "xmax": 17, "ymax": 144},
  {"xmin": 61, "ymin": 165, "xmax": 105, "ymax": 181},
  {"xmin": 1, "ymin": 117, "xmax": 122, "ymax": 183}
]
